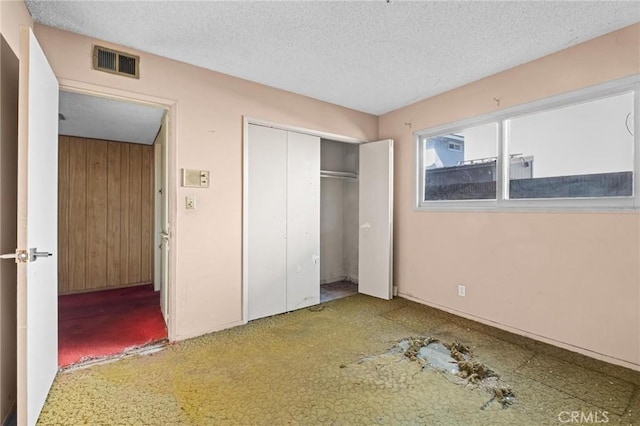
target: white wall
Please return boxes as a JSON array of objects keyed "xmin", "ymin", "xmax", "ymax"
[
  {"xmin": 343, "ymin": 144, "xmax": 359, "ymax": 282},
  {"xmin": 460, "ymin": 123, "xmax": 498, "ymax": 161},
  {"xmin": 320, "ymin": 140, "xmax": 359, "ymax": 284},
  {"xmin": 320, "ymin": 178, "xmax": 345, "ymax": 283}
]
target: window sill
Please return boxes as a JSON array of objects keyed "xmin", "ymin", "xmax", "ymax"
[{"xmin": 415, "ymin": 198, "xmax": 639, "ymax": 213}]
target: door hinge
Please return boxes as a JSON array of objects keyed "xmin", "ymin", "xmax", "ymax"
[{"xmin": 0, "ymin": 248, "xmax": 52, "ymax": 263}]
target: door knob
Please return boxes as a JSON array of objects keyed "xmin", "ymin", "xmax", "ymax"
[
  {"xmin": 33, "ymin": 250, "xmax": 53, "ymax": 259},
  {"xmin": 0, "ymin": 250, "xmax": 29, "ymax": 263},
  {"xmin": 0, "ymin": 248, "xmax": 52, "ymax": 263}
]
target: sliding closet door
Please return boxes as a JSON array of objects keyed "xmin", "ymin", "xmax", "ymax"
[
  {"xmin": 247, "ymin": 125, "xmax": 287, "ymax": 320},
  {"xmin": 286, "ymin": 132, "xmax": 320, "ymax": 311}
]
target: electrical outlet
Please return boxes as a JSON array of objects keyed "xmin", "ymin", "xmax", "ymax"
[
  {"xmin": 458, "ymin": 285, "xmax": 466, "ymax": 297},
  {"xmin": 186, "ymin": 195, "xmax": 196, "ymax": 210}
]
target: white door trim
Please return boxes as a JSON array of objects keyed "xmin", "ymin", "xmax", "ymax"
[
  {"xmin": 57, "ymin": 80, "xmax": 178, "ymax": 340},
  {"xmin": 242, "ymin": 116, "xmax": 367, "ymax": 323},
  {"xmin": 243, "ymin": 116, "xmax": 363, "ymax": 144}
]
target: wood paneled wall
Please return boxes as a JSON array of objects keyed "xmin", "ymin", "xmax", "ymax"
[{"xmin": 58, "ymin": 136, "xmax": 154, "ymax": 294}]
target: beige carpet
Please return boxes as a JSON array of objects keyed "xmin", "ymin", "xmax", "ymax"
[{"xmin": 38, "ymin": 295, "xmax": 639, "ymax": 425}]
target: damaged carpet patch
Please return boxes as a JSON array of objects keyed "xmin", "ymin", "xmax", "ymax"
[
  {"xmin": 398, "ymin": 337, "xmax": 516, "ymax": 409},
  {"xmin": 349, "ymin": 336, "xmax": 517, "ymax": 410}
]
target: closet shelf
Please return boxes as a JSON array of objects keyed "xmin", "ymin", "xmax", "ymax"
[{"xmin": 320, "ymin": 170, "xmax": 358, "ymax": 180}]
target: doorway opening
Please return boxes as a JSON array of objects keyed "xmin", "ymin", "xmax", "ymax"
[
  {"xmin": 56, "ymin": 90, "xmax": 169, "ymax": 367},
  {"xmin": 320, "ymin": 139, "xmax": 359, "ymax": 303}
]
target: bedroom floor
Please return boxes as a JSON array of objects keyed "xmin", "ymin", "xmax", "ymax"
[
  {"xmin": 38, "ymin": 295, "xmax": 639, "ymax": 425},
  {"xmin": 320, "ymin": 280, "xmax": 357, "ymax": 302},
  {"xmin": 58, "ymin": 284, "xmax": 167, "ymax": 367}
]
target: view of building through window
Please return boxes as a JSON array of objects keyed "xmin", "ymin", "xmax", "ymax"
[
  {"xmin": 507, "ymin": 91, "xmax": 633, "ymax": 199},
  {"xmin": 423, "ymin": 122, "xmax": 498, "ymax": 200},
  {"xmin": 422, "ymin": 91, "xmax": 634, "ymax": 202}
]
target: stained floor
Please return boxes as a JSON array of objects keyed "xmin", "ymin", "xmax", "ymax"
[
  {"xmin": 39, "ymin": 295, "xmax": 639, "ymax": 425},
  {"xmin": 58, "ymin": 284, "xmax": 167, "ymax": 367}
]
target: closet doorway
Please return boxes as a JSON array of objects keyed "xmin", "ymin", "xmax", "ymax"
[
  {"xmin": 319, "ymin": 139, "xmax": 359, "ymax": 302},
  {"xmin": 243, "ymin": 118, "xmax": 394, "ymax": 322},
  {"xmin": 57, "ymin": 90, "xmax": 170, "ymax": 367}
]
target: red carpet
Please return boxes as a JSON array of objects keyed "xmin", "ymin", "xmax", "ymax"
[{"xmin": 58, "ymin": 284, "xmax": 167, "ymax": 367}]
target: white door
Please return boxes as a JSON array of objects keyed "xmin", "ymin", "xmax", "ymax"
[
  {"xmin": 155, "ymin": 113, "xmax": 170, "ymax": 322},
  {"xmin": 358, "ymin": 139, "xmax": 394, "ymax": 299},
  {"xmin": 285, "ymin": 132, "xmax": 320, "ymax": 311},
  {"xmin": 247, "ymin": 124, "xmax": 288, "ymax": 320},
  {"xmin": 17, "ymin": 27, "xmax": 59, "ymax": 426}
]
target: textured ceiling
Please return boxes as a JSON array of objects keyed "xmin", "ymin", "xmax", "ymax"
[
  {"xmin": 28, "ymin": 1, "xmax": 640, "ymax": 115},
  {"xmin": 59, "ymin": 91, "xmax": 165, "ymax": 145}
]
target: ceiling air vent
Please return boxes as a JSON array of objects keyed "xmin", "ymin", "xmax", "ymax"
[{"xmin": 93, "ymin": 45, "xmax": 139, "ymax": 79}]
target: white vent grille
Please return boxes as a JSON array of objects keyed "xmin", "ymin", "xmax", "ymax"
[{"xmin": 93, "ymin": 46, "xmax": 139, "ymax": 79}]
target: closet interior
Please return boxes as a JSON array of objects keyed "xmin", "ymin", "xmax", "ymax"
[{"xmin": 320, "ymin": 139, "xmax": 359, "ymax": 298}]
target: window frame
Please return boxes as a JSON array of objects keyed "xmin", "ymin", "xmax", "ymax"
[{"xmin": 414, "ymin": 75, "xmax": 640, "ymax": 212}]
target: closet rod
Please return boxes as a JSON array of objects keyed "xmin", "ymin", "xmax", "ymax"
[
  {"xmin": 321, "ymin": 175, "xmax": 358, "ymax": 181},
  {"xmin": 320, "ymin": 170, "xmax": 358, "ymax": 180}
]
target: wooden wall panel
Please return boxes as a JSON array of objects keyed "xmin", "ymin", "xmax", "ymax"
[
  {"xmin": 127, "ymin": 144, "xmax": 142, "ymax": 285},
  {"xmin": 140, "ymin": 146, "xmax": 153, "ymax": 282},
  {"xmin": 85, "ymin": 140, "xmax": 108, "ymax": 290},
  {"xmin": 106, "ymin": 142, "xmax": 121, "ymax": 287},
  {"xmin": 58, "ymin": 136, "xmax": 154, "ymax": 294},
  {"xmin": 57, "ymin": 136, "xmax": 70, "ymax": 293},
  {"xmin": 67, "ymin": 139, "xmax": 87, "ymax": 293},
  {"xmin": 120, "ymin": 143, "xmax": 130, "ymax": 286}
]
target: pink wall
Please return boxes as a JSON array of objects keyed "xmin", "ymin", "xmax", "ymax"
[
  {"xmin": 379, "ymin": 24, "xmax": 640, "ymax": 370},
  {"xmin": 33, "ymin": 24, "xmax": 378, "ymax": 340},
  {"xmin": 0, "ymin": 0, "xmax": 32, "ymax": 55}
]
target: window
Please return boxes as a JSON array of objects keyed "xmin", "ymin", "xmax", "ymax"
[
  {"xmin": 421, "ymin": 123, "xmax": 498, "ymax": 201},
  {"xmin": 506, "ymin": 92, "xmax": 634, "ymax": 199},
  {"xmin": 416, "ymin": 76, "xmax": 638, "ymax": 210},
  {"xmin": 448, "ymin": 141, "xmax": 462, "ymax": 152}
]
